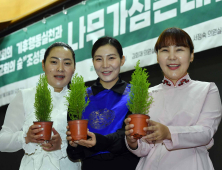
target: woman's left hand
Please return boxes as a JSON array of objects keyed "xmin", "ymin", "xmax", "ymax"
[
  {"xmin": 74, "ymin": 131, "xmax": 96, "ymax": 148},
  {"xmin": 42, "ymin": 128, "xmax": 62, "ymax": 151},
  {"xmin": 143, "ymin": 120, "xmax": 171, "ymax": 142}
]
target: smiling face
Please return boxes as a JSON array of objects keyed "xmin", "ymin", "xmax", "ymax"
[
  {"xmin": 93, "ymin": 44, "xmax": 125, "ymax": 89},
  {"xmin": 157, "ymin": 45, "xmax": 194, "ymax": 84},
  {"xmin": 42, "ymin": 46, "xmax": 75, "ymax": 92},
  {"xmin": 155, "ymin": 27, "xmax": 194, "ymax": 84}
]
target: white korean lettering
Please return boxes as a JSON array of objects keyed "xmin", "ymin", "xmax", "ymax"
[
  {"xmin": 35, "ymin": 34, "xmax": 42, "ymax": 48},
  {"xmin": 42, "ymin": 31, "xmax": 49, "ymax": 45},
  {"xmin": 33, "ymin": 51, "xmax": 40, "ymax": 65},
  {"xmin": 181, "ymin": 0, "xmax": 195, "ymax": 13},
  {"xmin": 0, "ymin": 65, "xmax": 3, "ymax": 76},
  {"xmin": 196, "ymin": 0, "xmax": 211, "ymax": 8},
  {"xmin": 22, "ymin": 39, "xmax": 29, "ymax": 53},
  {"xmin": 145, "ymin": 0, "xmax": 151, "ymax": 11},
  {"xmin": 129, "ymin": 0, "xmax": 151, "ymax": 32},
  {"xmin": 203, "ymin": 0, "xmax": 211, "ymax": 5},
  {"xmin": 0, "ymin": 49, "xmax": 5, "ymax": 60},
  {"xmin": 55, "ymin": 25, "xmax": 63, "ymax": 40},
  {"xmin": 39, "ymin": 49, "xmax": 46, "ymax": 62},
  {"xmin": 154, "ymin": 0, "xmax": 177, "ymax": 23},
  {"xmin": 86, "ymin": 9, "xmax": 105, "ymax": 45},
  {"xmin": 87, "ymin": 9, "xmax": 104, "ymax": 32},
  {"xmin": 120, "ymin": 0, "xmax": 128, "ymax": 35},
  {"xmin": 17, "ymin": 57, "xmax": 23, "ymax": 70},
  {"xmin": 86, "ymin": 29, "xmax": 105, "ymax": 45},
  {"xmin": 0, "ymin": 46, "xmax": 13, "ymax": 61},
  {"xmin": 128, "ymin": 0, "xmax": 143, "ymax": 17},
  {"xmin": 6, "ymin": 46, "xmax": 12, "ymax": 59},
  {"xmin": 16, "ymin": 42, "xmax": 23, "ymax": 54},
  {"xmin": 23, "ymin": 55, "xmax": 27, "ymax": 62},
  {"xmin": 8, "ymin": 60, "xmax": 15, "ymax": 73},
  {"xmin": 68, "ymin": 21, "xmax": 78, "ymax": 50},
  {"xmin": 26, "ymin": 54, "xmax": 33, "ymax": 67},
  {"xmin": 3, "ymin": 62, "xmax": 9, "ymax": 74},
  {"xmin": 107, "ymin": 3, "xmax": 119, "ymax": 37},
  {"xmin": 130, "ymin": 11, "xmax": 150, "ymax": 32},
  {"xmin": 28, "ymin": 37, "xmax": 36, "ymax": 50},
  {"xmin": 79, "ymin": 16, "xmax": 86, "ymax": 49},
  {"xmin": 48, "ymin": 29, "xmax": 55, "ymax": 43}
]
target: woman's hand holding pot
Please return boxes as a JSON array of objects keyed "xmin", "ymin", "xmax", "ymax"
[
  {"xmin": 66, "ymin": 125, "xmax": 78, "ymax": 147},
  {"xmin": 66, "ymin": 126, "xmax": 96, "ymax": 148},
  {"xmin": 143, "ymin": 120, "xmax": 171, "ymax": 142},
  {"xmin": 74, "ymin": 131, "xmax": 96, "ymax": 148},
  {"xmin": 125, "ymin": 117, "xmax": 138, "ymax": 150},
  {"xmin": 42, "ymin": 128, "xmax": 62, "ymax": 151},
  {"xmin": 25, "ymin": 124, "xmax": 44, "ymax": 144}
]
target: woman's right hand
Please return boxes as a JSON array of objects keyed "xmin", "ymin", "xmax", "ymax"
[
  {"xmin": 25, "ymin": 124, "xmax": 44, "ymax": 144},
  {"xmin": 125, "ymin": 117, "xmax": 138, "ymax": 150},
  {"xmin": 66, "ymin": 126, "xmax": 78, "ymax": 147}
]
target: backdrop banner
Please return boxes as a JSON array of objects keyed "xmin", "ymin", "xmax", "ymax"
[{"xmin": 0, "ymin": 0, "xmax": 222, "ymax": 106}]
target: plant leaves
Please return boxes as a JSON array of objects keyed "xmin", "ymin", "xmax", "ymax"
[
  {"xmin": 127, "ymin": 60, "xmax": 153, "ymax": 115},
  {"xmin": 34, "ymin": 74, "xmax": 53, "ymax": 121},
  {"xmin": 65, "ymin": 73, "xmax": 90, "ymax": 120}
]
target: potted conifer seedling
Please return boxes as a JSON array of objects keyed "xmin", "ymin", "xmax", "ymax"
[
  {"xmin": 65, "ymin": 73, "xmax": 90, "ymax": 141},
  {"xmin": 34, "ymin": 74, "xmax": 53, "ymax": 141},
  {"xmin": 127, "ymin": 60, "xmax": 153, "ymax": 139}
]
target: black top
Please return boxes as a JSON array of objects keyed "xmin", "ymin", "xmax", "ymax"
[
  {"xmin": 91, "ymin": 76, "xmax": 127, "ymax": 95},
  {"xmin": 67, "ymin": 77, "xmax": 140, "ymax": 170}
]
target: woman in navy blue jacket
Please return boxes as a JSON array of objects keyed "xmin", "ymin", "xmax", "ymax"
[{"xmin": 66, "ymin": 37, "xmax": 139, "ymax": 170}]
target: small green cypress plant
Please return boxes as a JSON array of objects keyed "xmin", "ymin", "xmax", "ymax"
[
  {"xmin": 65, "ymin": 73, "xmax": 90, "ymax": 120},
  {"xmin": 34, "ymin": 74, "xmax": 53, "ymax": 121},
  {"xmin": 127, "ymin": 60, "xmax": 153, "ymax": 115}
]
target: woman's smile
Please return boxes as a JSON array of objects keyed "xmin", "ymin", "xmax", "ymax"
[
  {"xmin": 167, "ymin": 64, "xmax": 180, "ymax": 70},
  {"xmin": 42, "ymin": 47, "xmax": 75, "ymax": 92},
  {"xmin": 157, "ymin": 46, "xmax": 193, "ymax": 84},
  {"xmin": 102, "ymin": 71, "xmax": 112, "ymax": 76},
  {"xmin": 54, "ymin": 75, "xmax": 65, "ymax": 80},
  {"xmin": 93, "ymin": 44, "xmax": 125, "ymax": 89}
]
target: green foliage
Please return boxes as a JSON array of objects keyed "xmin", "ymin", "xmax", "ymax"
[
  {"xmin": 34, "ymin": 74, "xmax": 53, "ymax": 121},
  {"xmin": 127, "ymin": 60, "xmax": 153, "ymax": 114},
  {"xmin": 65, "ymin": 73, "xmax": 90, "ymax": 120}
]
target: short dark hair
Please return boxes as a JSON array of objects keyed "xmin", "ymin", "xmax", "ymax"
[
  {"xmin": 91, "ymin": 36, "xmax": 123, "ymax": 59},
  {"xmin": 43, "ymin": 42, "xmax": 76, "ymax": 66},
  {"xmin": 154, "ymin": 27, "xmax": 194, "ymax": 53}
]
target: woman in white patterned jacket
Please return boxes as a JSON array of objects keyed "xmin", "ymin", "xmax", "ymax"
[{"xmin": 0, "ymin": 42, "xmax": 81, "ymax": 170}]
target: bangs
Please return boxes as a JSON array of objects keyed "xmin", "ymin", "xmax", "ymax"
[{"xmin": 155, "ymin": 28, "xmax": 194, "ymax": 53}]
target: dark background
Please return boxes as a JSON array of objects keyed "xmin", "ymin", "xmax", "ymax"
[{"xmin": 0, "ymin": 0, "xmax": 222, "ymax": 169}]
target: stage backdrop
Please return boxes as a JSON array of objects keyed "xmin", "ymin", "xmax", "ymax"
[{"xmin": 0, "ymin": 0, "xmax": 222, "ymax": 106}]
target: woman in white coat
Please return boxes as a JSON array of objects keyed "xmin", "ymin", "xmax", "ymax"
[{"xmin": 0, "ymin": 42, "xmax": 81, "ymax": 170}]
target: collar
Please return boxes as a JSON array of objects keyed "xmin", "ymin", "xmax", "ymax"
[
  {"xmin": 47, "ymin": 83, "xmax": 68, "ymax": 95},
  {"xmin": 162, "ymin": 74, "xmax": 191, "ymax": 88},
  {"xmin": 91, "ymin": 76, "xmax": 127, "ymax": 95}
]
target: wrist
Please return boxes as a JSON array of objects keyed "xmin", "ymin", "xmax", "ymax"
[
  {"xmin": 166, "ymin": 127, "xmax": 172, "ymax": 140},
  {"xmin": 127, "ymin": 137, "xmax": 138, "ymax": 150},
  {"xmin": 25, "ymin": 137, "xmax": 29, "ymax": 144},
  {"xmin": 129, "ymin": 143, "xmax": 138, "ymax": 150},
  {"xmin": 167, "ymin": 133, "xmax": 172, "ymax": 140}
]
